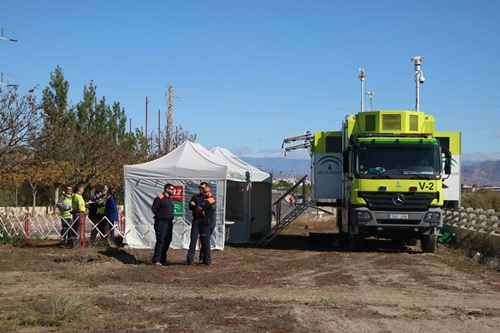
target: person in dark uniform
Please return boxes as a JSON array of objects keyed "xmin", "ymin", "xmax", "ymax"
[
  {"xmin": 185, "ymin": 182, "xmax": 208, "ymax": 265},
  {"xmin": 87, "ymin": 186, "xmax": 106, "ymax": 244},
  {"xmin": 198, "ymin": 185, "xmax": 216, "ymax": 266},
  {"xmin": 151, "ymin": 183, "xmax": 175, "ymax": 266}
]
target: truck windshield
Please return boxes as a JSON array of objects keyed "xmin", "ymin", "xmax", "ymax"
[{"xmin": 355, "ymin": 144, "xmax": 441, "ymax": 177}]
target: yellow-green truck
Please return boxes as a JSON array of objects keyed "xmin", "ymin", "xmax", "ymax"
[{"xmin": 313, "ymin": 110, "xmax": 461, "ymax": 252}]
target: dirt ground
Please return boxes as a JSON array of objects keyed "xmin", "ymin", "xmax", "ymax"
[{"xmin": 1, "ymin": 224, "xmax": 500, "ymax": 333}]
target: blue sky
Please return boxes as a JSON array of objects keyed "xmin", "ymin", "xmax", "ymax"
[{"xmin": 2, "ymin": 0, "xmax": 499, "ymax": 161}]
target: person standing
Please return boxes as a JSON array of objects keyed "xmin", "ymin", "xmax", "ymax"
[
  {"xmin": 87, "ymin": 188, "xmax": 105, "ymax": 244},
  {"xmin": 151, "ymin": 183, "xmax": 175, "ymax": 266},
  {"xmin": 185, "ymin": 182, "xmax": 208, "ymax": 265},
  {"xmin": 56, "ymin": 184, "xmax": 73, "ymax": 246},
  {"xmin": 198, "ymin": 185, "xmax": 216, "ymax": 266},
  {"xmin": 104, "ymin": 186, "xmax": 119, "ymax": 247},
  {"xmin": 70, "ymin": 184, "xmax": 86, "ymax": 248}
]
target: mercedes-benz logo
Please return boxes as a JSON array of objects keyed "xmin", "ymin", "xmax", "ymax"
[{"xmin": 392, "ymin": 194, "xmax": 405, "ymax": 205}]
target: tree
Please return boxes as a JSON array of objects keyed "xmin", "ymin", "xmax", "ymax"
[
  {"xmin": 39, "ymin": 70, "xmax": 138, "ymax": 189},
  {"xmin": 0, "ymin": 86, "xmax": 40, "ymax": 163},
  {"xmin": 38, "ymin": 65, "xmax": 76, "ymax": 184},
  {"xmin": 0, "ymin": 85, "xmax": 42, "ymax": 187},
  {"xmin": 3, "ymin": 66, "xmax": 197, "ymax": 207}
]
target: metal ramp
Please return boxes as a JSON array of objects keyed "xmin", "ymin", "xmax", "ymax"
[{"xmin": 256, "ymin": 200, "xmax": 310, "ymax": 247}]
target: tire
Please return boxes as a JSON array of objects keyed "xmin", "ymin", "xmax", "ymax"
[
  {"xmin": 337, "ymin": 209, "xmax": 343, "ymax": 233},
  {"xmin": 350, "ymin": 234, "xmax": 364, "ymax": 252},
  {"xmin": 421, "ymin": 234, "xmax": 437, "ymax": 253}
]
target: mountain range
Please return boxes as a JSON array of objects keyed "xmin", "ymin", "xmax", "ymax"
[{"xmin": 241, "ymin": 157, "xmax": 500, "ymax": 186}]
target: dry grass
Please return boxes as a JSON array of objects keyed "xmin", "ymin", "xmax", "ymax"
[{"xmin": 1, "ymin": 215, "xmax": 500, "ymax": 332}]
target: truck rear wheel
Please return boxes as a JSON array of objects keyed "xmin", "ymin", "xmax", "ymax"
[{"xmin": 421, "ymin": 234, "xmax": 437, "ymax": 253}]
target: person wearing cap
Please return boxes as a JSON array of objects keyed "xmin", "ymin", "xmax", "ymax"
[{"xmin": 151, "ymin": 183, "xmax": 175, "ymax": 266}]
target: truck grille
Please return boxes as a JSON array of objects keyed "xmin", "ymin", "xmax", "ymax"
[{"xmin": 358, "ymin": 192, "xmax": 437, "ymax": 211}]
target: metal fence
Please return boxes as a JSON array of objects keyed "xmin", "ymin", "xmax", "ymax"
[{"xmin": 0, "ymin": 212, "xmax": 126, "ymax": 248}]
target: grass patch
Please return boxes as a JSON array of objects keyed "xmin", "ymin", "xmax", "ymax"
[{"xmin": 6, "ymin": 297, "xmax": 86, "ymax": 327}]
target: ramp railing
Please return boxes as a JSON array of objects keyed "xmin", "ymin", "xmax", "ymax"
[{"xmin": 257, "ymin": 175, "xmax": 309, "ymax": 247}]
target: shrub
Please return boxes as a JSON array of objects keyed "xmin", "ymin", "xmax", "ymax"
[{"xmin": 462, "ymin": 190, "xmax": 500, "ymax": 211}]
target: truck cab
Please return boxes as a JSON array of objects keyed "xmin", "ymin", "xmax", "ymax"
[{"xmin": 312, "ymin": 110, "xmax": 457, "ymax": 252}]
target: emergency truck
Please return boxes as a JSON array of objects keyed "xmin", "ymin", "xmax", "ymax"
[{"xmin": 283, "ymin": 57, "xmax": 461, "ymax": 252}]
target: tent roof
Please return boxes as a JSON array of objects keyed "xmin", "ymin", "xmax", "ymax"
[
  {"xmin": 124, "ymin": 141, "xmax": 248, "ymax": 181},
  {"xmin": 209, "ymin": 146, "xmax": 272, "ymax": 183}
]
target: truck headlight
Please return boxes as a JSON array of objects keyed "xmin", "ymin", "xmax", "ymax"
[
  {"xmin": 424, "ymin": 212, "xmax": 441, "ymax": 222},
  {"xmin": 356, "ymin": 211, "xmax": 372, "ymax": 223}
]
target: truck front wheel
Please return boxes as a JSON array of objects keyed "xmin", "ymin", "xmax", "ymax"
[
  {"xmin": 421, "ymin": 234, "xmax": 437, "ymax": 253},
  {"xmin": 350, "ymin": 234, "xmax": 364, "ymax": 252}
]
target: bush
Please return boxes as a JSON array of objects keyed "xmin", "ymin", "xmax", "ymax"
[
  {"xmin": 0, "ymin": 233, "xmax": 25, "ymax": 245},
  {"xmin": 462, "ymin": 190, "xmax": 500, "ymax": 211}
]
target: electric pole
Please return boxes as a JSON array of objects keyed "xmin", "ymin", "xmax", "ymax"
[
  {"xmin": 166, "ymin": 85, "xmax": 174, "ymax": 153},
  {"xmin": 145, "ymin": 96, "xmax": 149, "ymax": 144}
]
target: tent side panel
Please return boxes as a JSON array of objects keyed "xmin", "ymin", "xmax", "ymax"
[{"xmin": 124, "ymin": 178, "xmax": 226, "ymax": 250}]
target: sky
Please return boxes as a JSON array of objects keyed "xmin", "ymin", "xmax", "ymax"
[{"xmin": 2, "ymin": 0, "xmax": 500, "ymax": 161}]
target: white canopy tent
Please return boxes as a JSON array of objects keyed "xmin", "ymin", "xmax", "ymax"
[
  {"xmin": 209, "ymin": 146, "xmax": 272, "ymax": 243},
  {"xmin": 123, "ymin": 141, "xmax": 248, "ymax": 250}
]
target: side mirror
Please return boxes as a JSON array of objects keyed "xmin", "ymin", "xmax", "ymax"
[
  {"xmin": 342, "ymin": 149, "xmax": 351, "ymax": 179},
  {"xmin": 442, "ymin": 147, "xmax": 452, "ymax": 175}
]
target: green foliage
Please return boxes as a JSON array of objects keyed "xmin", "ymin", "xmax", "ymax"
[
  {"xmin": 1, "ymin": 65, "xmax": 197, "ymax": 207},
  {"xmin": 0, "ymin": 233, "xmax": 25, "ymax": 245},
  {"xmin": 273, "ymin": 180, "xmax": 294, "ymax": 191},
  {"xmin": 461, "ymin": 190, "xmax": 500, "ymax": 211}
]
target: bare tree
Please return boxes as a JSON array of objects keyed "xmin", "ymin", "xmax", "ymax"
[{"xmin": 0, "ymin": 86, "xmax": 42, "ymax": 184}]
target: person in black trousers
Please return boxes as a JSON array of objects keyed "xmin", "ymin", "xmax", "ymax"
[
  {"xmin": 151, "ymin": 183, "xmax": 175, "ymax": 266},
  {"xmin": 198, "ymin": 185, "xmax": 216, "ymax": 266},
  {"xmin": 185, "ymin": 182, "xmax": 208, "ymax": 265}
]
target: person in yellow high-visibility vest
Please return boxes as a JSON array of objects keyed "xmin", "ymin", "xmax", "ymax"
[
  {"xmin": 70, "ymin": 184, "xmax": 86, "ymax": 248},
  {"xmin": 56, "ymin": 184, "xmax": 73, "ymax": 246}
]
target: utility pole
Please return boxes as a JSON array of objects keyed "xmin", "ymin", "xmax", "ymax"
[
  {"xmin": 145, "ymin": 96, "xmax": 149, "ymax": 144},
  {"xmin": 166, "ymin": 85, "xmax": 174, "ymax": 153},
  {"xmin": 157, "ymin": 108, "xmax": 161, "ymax": 154},
  {"xmin": 1, "ymin": 28, "xmax": 20, "ymax": 88}
]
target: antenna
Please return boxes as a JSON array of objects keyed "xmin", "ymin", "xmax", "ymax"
[
  {"xmin": 358, "ymin": 68, "xmax": 365, "ymax": 112},
  {"xmin": 281, "ymin": 131, "xmax": 312, "ymax": 156},
  {"xmin": 366, "ymin": 91, "xmax": 374, "ymax": 111},
  {"xmin": 411, "ymin": 56, "xmax": 425, "ymax": 111}
]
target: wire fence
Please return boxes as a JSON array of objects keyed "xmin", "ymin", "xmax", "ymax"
[{"xmin": 0, "ymin": 212, "xmax": 127, "ymax": 248}]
